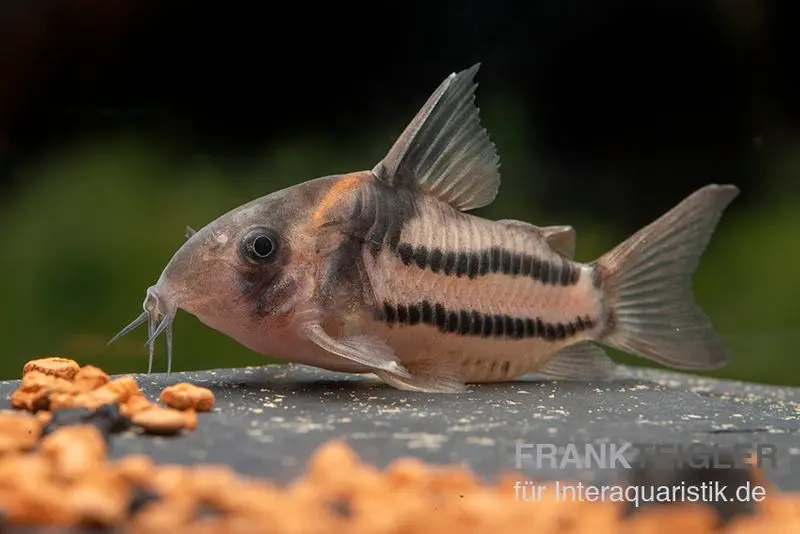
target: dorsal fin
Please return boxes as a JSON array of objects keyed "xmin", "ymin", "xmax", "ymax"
[
  {"xmin": 185, "ymin": 226, "xmax": 196, "ymax": 239},
  {"xmin": 371, "ymin": 64, "xmax": 501, "ymax": 211},
  {"xmin": 498, "ymin": 220, "xmax": 577, "ymax": 259}
]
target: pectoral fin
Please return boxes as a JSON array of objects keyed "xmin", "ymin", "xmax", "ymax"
[
  {"xmin": 185, "ymin": 226, "xmax": 197, "ymax": 239},
  {"xmin": 303, "ymin": 324, "xmax": 411, "ymax": 378},
  {"xmin": 537, "ymin": 342, "xmax": 616, "ymax": 380},
  {"xmin": 372, "ymin": 64, "xmax": 501, "ymax": 212},
  {"xmin": 498, "ymin": 220, "xmax": 576, "ymax": 259}
]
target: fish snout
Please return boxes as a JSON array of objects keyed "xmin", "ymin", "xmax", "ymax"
[{"xmin": 144, "ymin": 284, "xmax": 171, "ymax": 319}]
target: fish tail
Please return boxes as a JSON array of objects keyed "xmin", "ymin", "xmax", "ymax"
[{"xmin": 590, "ymin": 184, "xmax": 739, "ymax": 370}]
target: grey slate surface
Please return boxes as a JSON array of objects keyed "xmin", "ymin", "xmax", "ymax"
[{"xmin": 1, "ymin": 364, "xmax": 799, "ymax": 490}]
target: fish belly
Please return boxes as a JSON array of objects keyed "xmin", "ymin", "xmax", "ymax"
[{"xmin": 368, "ymin": 319, "xmax": 576, "ymax": 382}]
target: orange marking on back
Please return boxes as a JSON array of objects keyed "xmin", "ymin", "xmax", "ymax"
[{"xmin": 312, "ymin": 172, "xmax": 365, "ymax": 227}]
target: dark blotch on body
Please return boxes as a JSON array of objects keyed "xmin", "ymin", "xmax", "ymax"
[
  {"xmin": 479, "ymin": 250, "xmax": 491, "ymax": 275},
  {"xmin": 394, "ymin": 243, "xmax": 580, "ymax": 286},
  {"xmin": 413, "ymin": 245, "xmax": 428, "ymax": 269},
  {"xmin": 359, "ymin": 181, "xmax": 420, "ymax": 258},
  {"xmin": 396, "ymin": 304, "xmax": 408, "ymax": 324},
  {"xmin": 422, "ymin": 301, "xmax": 434, "ymax": 323},
  {"xmin": 398, "ymin": 243, "xmax": 414, "ymax": 266},
  {"xmin": 237, "ymin": 268, "xmax": 284, "ymax": 317},
  {"xmin": 443, "ymin": 252, "xmax": 457, "ymax": 275},
  {"xmin": 455, "ymin": 252, "xmax": 469, "ymax": 277},
  {"xmin": 408, "ymin": 304, "xmax": 421, "ymax": 325},
  {"xmin": 378, "ymin": 301, "xmax": 597, "ymax": 342},
  {"xmin": 430, "ymin": 249, "xmax": 444, "ymax": 272}
]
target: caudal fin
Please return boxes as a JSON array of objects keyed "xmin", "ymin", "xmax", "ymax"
[{"xmin": 592, "ymin": 184, "xmax": 739, "ymax": 370}]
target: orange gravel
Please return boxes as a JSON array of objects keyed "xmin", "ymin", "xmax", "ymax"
[
  {"xmin": 0, "ymin": 357, "xmax": 797, "ymax": 532},
  {"xmin": 160, "ymin": 382, "xmax": 216, "ymax": 412},
  {"xmin": 10, "ymin": 357, "xmax": 210, "ymax": 435}
]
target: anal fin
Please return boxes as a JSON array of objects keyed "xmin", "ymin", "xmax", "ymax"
[
  {"xmin": 537, "ymin": 342, "xmax": 616, "ymax": 380},
  {"xmin": 373, "ymin": 369, "xmax": 468, "ymax": 393}
]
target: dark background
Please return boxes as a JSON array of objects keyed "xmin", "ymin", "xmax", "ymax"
[{"xmin": 1, "ymin": 0, "xmax": 798, "ymax": 385}]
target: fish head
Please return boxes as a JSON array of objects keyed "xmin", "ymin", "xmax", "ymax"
[
  {"xmin": 109, "ymin": 176, "xmax": 345, "ymax": 373},
  {"xmin": 158, "ymin": 196, "xmax": 303, "ymax": 320}
]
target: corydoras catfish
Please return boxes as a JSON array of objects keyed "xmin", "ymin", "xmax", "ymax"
[{"xmin": 110, "ymin": 64, "xmax": 740, "ymax": 393}]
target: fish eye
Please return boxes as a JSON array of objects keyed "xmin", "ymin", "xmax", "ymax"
[{"xmin": 240, "ymin": 227, "xmax": 280, "ymax": 264}]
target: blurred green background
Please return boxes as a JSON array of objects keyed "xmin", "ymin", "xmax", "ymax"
[
  {"xmin": 1, "ymin": 117, "xmax": 798, "ymax": 385},
  {"xmin": 1, "ymin": 0, "xmax": 797, "ymax": 385}
]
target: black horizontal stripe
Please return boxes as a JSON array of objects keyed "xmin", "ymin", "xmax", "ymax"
[
  {"xmin": 395, "ymin": 243, "xmax": 580, "ymax": 286},
  {"xmin": 374, "ymin": 300, "xmax": 596, "ymax": 342}
]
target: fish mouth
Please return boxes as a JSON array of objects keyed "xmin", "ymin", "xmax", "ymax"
[{"xmin": 108, "ymin": 285, "xmax": 178, "ymax": 374}]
